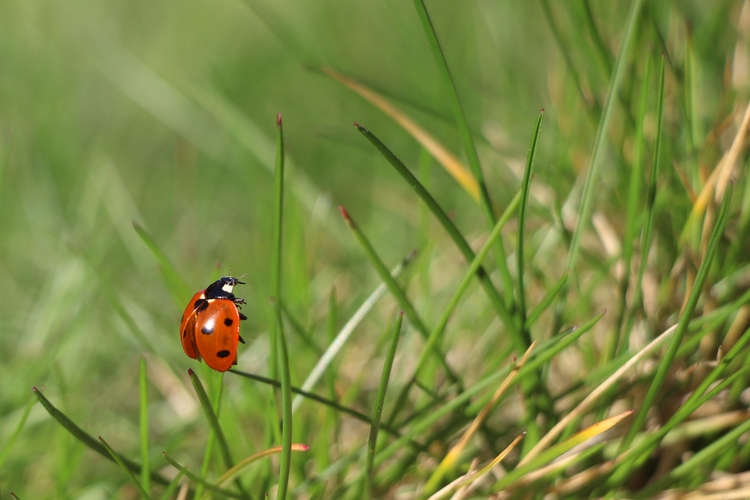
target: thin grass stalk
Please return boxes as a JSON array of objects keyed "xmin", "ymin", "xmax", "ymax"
[
  {"xmin": 158, "ymin": 472, "xmax": 184, "ymax": 500},
  {"xmin": 620, "ymin": 55, "xmax": 667, "ymax": 353},
  {"xmin": 558, "ymin": 0, "xmax": 645, "ymax": 319},
  {"xmin": 338, "ymin": 206, "xmax": 459, "ymax": 384},
  {"xmin": 139, "ymin": 356, "xmax": 150, "ymax": 495},
  {"xmin": 612, "ymin": 49, "xmax": 652, "ymax": 360},
  {"xmin": 100, "ymin": 436, "xmax": 151, "ymax": 499},
  {"xmin": 525, "ymin": 273, "xmax": 568, "ymax": 328},
  {"xmin": 620, "ymin": 185, "xmax": 732, "ymax": 452},
  {"xmin": 411, "ymin": 0, "xmax": 516, "ymax": 306},
  {"xmin": 33, "ymin": 387, "xmax": 169, "ymax": 485},
  {"xmin": 194, "ymin": 373, "xmax": 222, "ymax": 499},
  {"xmin": 516, "ymin": 110, "xmax": 544, "ymax": 348},
  {"xmin": 0, "ymin": 397, "xmax": 34, "ymax": 472},
  {"xmin": 365, "ymin": 312, "xmax": 404, "ymax": 499}
]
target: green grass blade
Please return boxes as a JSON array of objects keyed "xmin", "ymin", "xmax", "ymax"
[
  {"xmin": 162, "ymin": 452, "xmax": 244, "ymax": 499},
  {"xmin": 411, "ymin": 0, "xmax": 515, "ymax": 305},
  {"xmin": 516, "ymin": 110, "xmax": 545, "ymax": 332},
  {"xmin": 366, "ymin": 312, "xmax": 403, "ymax": 498},
  {"xmin": 0, "ymin": 397, "xmax": 34, "ymax": 472},
  {"xmin": 273, "ymin": 298, "xmax": 293, "ymax": 500},
  {"xmin": 272, "ymin": 112, "xmax": 284, "ymax": 305},
  {"xmin": 132, "ymin": 222, "xmax": 192, "ymax": 305},
  {"xmin": 293, "ymin": 251, "xmax": 415, "ymax": 412},
  {"xmin": 338, "ymin": 206, "xmax": 459, "ymax": 384},
  {"xmin": 354, "ymin": 123, "xmax": 521, "ymax": 348},
  {"xmin": 621, "ymin": 55, "xmax": 667, "ymax": 350},
  {"xmin": 158, "ymin": 472, "xmax": 184, "ymax": 500},
  {"xmin": 139, "ymin": 356, "xmax": 150, "ymax": 495},
  {"xmin": 620, "ymin": 185, "xmax": 733, "ymax": 451},
  {"xmin": 99, "ymin": 436, "xmax": 151, "ymax": 500},
  {"xmin": 33, "ymin": 387, "xmax": 169, "ymax": 485},
  {"xmin": 563, "ymin": 0, "xmax": 645, "ymax": 277}
]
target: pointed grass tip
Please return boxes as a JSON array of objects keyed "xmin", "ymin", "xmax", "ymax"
[
  {"xmin": 338, "ymin": 206, "xmax": 353, "ymax": 226},
  {"xmin": 188, "ymin": 368, "xmax": 195, "ymax": 376},
  {"xmin": 277, "ymin": 113, "xmax": 282, "ymax": 126}
]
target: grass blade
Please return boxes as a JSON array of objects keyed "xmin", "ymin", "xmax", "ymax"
[
  {"xmin": 365, "ymin": 312, "xmax": 404, "ymax": 498},
  {"xmin": 293, "ymin": 251, "xmax": 415, "ymax": 412},
  {"xmin": 516, "ymin": 110, "xmax": 545, "ymax": 335},
  {"xmin": 411, "ymin": 0, "xmax": 515, "ymax": 307},
  {"xmin": 0, "ymin": 397, "xmax": 34, "ymax": 472},
  {"xmin": 273, "ymin": 298, "xmax": 293, "ymax": 500},
  {"xmin": 139, "ymin": 356, "xmax": 150, "ymax": 495},
  {"xmin": 218, "ymin": 444, "xmax": 310, "ymax": 487},
  {"xmin": 621, "ymin": 185, "xmax": 733, "ymax": 451},
  {"xmin": 99, "ymin": 436, "xmax": 151, "ymax": 500},
  {"xmin": 338, "ymin": 206, "xmax": 459, "ymax": 384},
  {"xmin": 33, "ymin": 387, "xmax": 169, "ymax": 485},
  {"xmin": 162, "ymin": 452, "xmax": 244, "ymax": 499},
  {"xmin": 525, "ymin": 272, "xmax": 569, "ymax": 329},
  {"xmin": 323, "ymin": 68, "xmax": 479, "ymax": 200}
]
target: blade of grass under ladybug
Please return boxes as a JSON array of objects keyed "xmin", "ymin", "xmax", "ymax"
[
  {"xmin": 158, "ymin": 471, "xmax": 184, "ymax": 500},
  {"xmin": 139, "ymin": 356, "xmax": 150, "ymax": 495},
  {"xmin": 338, "ymin": 206, "xmax": 459, "ymax": 385},
  {"xmin": 0, "ymin": 396, "xmax": 34, "ymax": 472},
  {"xmin": 188, "ymin": 369, "xmax": 249, "ymax": 498},
  {"xmin": 621, "ymin": 55, "xmax": 667, "ymax": 354},
  {"xmin": 292, "ymin": 251, "xmax": 415, "ymax": 413},
  {"xmin": 217, "ymin": 444, "xmax": 310, "ymax": 487},
  {"xmin": 494, "ymin": 411, "xmax": 634, "ymax": 491},
  {"xmin": 516, "ymin": 110, "xmax": 545, "ymax": 339},
  {"xmin": 132, "ymin": 222, "xmax": 192, "ymax": 305},
  {"xmin": 323, "ymin": 68, "xmax": 479, "ymax": 201},
  {"xmin": 33, "ymin": 387, "xmax": 169, "ymax": 485},
  {"xmin": 428, "ymin": 433, "xmax": 525, "ymax": 500},
  {"xmin": 562, "ymin": 0, "xmax": 645, "ymax": 277},
  {"xmin": 194, "ymin": 373, "xmax": 223, "ymax": 500},
  {"xmin": 354, "ymin": 124, "xmax": 520, "ymax": 346},
  {"xmin": 620, "ymin": 185, "xmax": 733, "ymax": 453},
  {"xmin": 365, "ymin": 312, "xmax": 403, "ymax": 499},
  {"xmin": 162, "ymin": 452, "xmax": 244, "ymax": 499},
  {"xmin": 411, "ymin": 0, "xmax": 515, "ymax": 307},
  {"xmin": 272, "ymin": 298, "xmax": 293, "ymax": 500},
  {"xmin": 99, "ymin": 436, "xmax": 152, "ymax": 500}
]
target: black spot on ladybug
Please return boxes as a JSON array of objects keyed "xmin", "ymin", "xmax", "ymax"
[
  {"xmin": 217, "ymin": 350, "xmax": 231, "ymax": 358},
  {"xmin": 195, "ymin": 299, "xmax": 209, "ymax": 312},
  {"xmin": 224, "ymin": 317, "xmax": 234, "ymax": 327},
  {"xmin": 201, "ymin": 325, "xmax": 215, "ymax": 335}
]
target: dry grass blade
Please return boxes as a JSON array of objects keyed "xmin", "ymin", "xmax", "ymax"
[
  {"xmin": 520, "ymin": 324, "xmax": 678, "ymax": 465},
  {"xmin": 424, "ymin": 343, "xmax": 535, "ymax": 494},
  {"xmin": 322, "ymin": 67, "xmax": 480, "ymax": 201},
  {"xmin": 427, "ymin": 434, "xmax": 525, "ymax": 500}
]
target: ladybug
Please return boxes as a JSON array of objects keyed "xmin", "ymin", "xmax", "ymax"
[{"xmin": 180, "ymin": 276, "xmax": 247, "ymax": 372}]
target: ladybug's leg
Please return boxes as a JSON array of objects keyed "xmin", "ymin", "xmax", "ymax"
[{"xmin": 239, "ymin": 312, "xmax": 248, "ymax": 321}]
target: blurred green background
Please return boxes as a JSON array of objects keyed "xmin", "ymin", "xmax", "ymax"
[{"xmin": 0, "ymin": 0, "xmax": 742, "ymax": 497}]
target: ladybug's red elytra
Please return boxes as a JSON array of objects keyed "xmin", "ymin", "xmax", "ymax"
[{"xmin": 180, "ymin": 276, "xmax": 247, "ymax": 372}]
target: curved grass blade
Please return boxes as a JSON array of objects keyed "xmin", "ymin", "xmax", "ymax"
[
  {"xmin": 33, "ymin": 387, "xmax": 169, "ymax": 485},
  {"xmin": 354, "ymin": 124, "xmax": 521, "ymax": 346},
  {"xmin": 272, "ymin": 298, "xmax": 293, "ymax": 500},
  {"xmin": 411, "ymin": 0, "xmax": 515, "ymax": 306},
  {"xmin": 525, "ymin": 272, "xmax": 569, "ymax": 329},
  {"xmin": 365, "ymin": 312, "xmax": 404, "ymax": 498},
  {"xmin": 293, "ymin": 251, "xmax": 415, "ymax": 412},
  {"xmin": 132, "ymin": 222, "xmax": 192, "ymax": 305},
  {"xmin": 162, "ymin": 452, "xmax": 244, "ymax": 499},
  {"xmin": 139, "ymin": 356, "xmax": 150, "ymax": 494},
  {"xmin": 516, "ymin": 110, "xmax": 545, "ymax": 335},
  {"xmin": 0, "ymin": 397, "xmax": 34, "ymax": 472},
  {"xmin": 217, "ymin": 444, "xmax": 310, "ymax": 487},
  {"xmin": 621, "ymin": 185, "xmax": 733, "ymax": 452},
  {"xmin": 323, "ymin": 68, "xmax": 479, "ymax": 200},
  {"xmin": 100, "ymin": 436, "xmax": 151, "ymax": 499},
  {"xmin": 338, "ymin": 206, "xmax": 459, "ymax": 384}
]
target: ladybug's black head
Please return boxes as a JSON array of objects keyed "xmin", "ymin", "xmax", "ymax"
[{"xmin": 205, "ymin": 276, "xmax": 245, "ymax": 300}]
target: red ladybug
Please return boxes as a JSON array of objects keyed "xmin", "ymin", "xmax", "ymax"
[{"xmin": 180, "ymin": 276, "xmax": 247, "ymax": 372}]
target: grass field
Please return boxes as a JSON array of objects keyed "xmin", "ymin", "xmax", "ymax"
[{"xmin": 1, "ymin": 0, "xmax": 749, "ymax": 498}]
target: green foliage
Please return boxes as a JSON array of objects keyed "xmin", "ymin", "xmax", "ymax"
[{"xmin": 2, "ymin": 0, "xmax": 749, "ymax": 498}]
